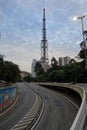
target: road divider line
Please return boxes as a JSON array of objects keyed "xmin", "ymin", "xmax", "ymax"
[
  {"xmin": 61, "ymin": 94, "xmax": 79, "ymax": 109},
  {"xmin": 30, "ymin": 99, "xmax": 45, "ymax": 130},
  {"xmin": 11, "ymin": 92, "xmax": 44, "ymax": 130},
  {"xmin": 52, "ymin": 123, "xmax": 55, "ymax": 129}
]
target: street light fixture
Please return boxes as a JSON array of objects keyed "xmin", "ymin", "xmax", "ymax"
[{"xmin": 73, "ymin": 15, "xmax": 87, "ymax": 69}]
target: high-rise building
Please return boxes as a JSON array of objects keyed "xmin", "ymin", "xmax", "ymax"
[
  {"xmin": 31, "ymin": 59, "xmax": 37, "ymax": 78},
  {"xmin": 59, "ymin": 56, "xmax": 70, "ymax": 66},
  {"xmin": 64, "ymin": 56, "xmax": 70, "ymax": 65},
  {"xmin": 59, "ymin": 57, "xmax": 65, "ymax": 66}
]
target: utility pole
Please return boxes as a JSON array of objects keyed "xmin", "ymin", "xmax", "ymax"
[{"xmin": 73, "ymin": 15, "xmax": 87, "ymax": 69}]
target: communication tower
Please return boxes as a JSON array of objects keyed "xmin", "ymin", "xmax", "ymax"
[{"xmin": 40, "ymin": 8, "xmax": 48, "ymax": 63}]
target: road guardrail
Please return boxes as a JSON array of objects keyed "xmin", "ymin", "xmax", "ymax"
[{"xmin": 35, "ymin": 83, "xmax": 86, "ymax": 130}]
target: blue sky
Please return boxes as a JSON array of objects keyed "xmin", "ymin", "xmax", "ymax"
[{"xmin": 0, "ymin": 0, "xmax": 87, "ymax": 72}]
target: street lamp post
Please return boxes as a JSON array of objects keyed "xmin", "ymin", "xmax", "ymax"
[{"xmin": 73, "ymin": 15, "xmax": 87, "ymax": 69}]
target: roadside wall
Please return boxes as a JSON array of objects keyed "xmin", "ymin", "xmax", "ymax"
[
  {"xmin": 35, "ymin": 83, "xmax": 86, "ymax": 130},
  {"xmin": 0, "ymin": 86, "xmax": 17, "ymax": 112}
]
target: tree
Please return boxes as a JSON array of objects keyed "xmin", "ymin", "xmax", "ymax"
[
  {"xmin": 48, "ymin": 70, "xmax": 64, "ymax": 82},
  {"xmin": 78, "ymin": 49, "xmax": 87, "ymax": 59},
  {"xmin": 48, "ymin": 57, "xmax": 59, "ymax": 72},
  {"xmin": 0, "ymin": 61, "xmax": 20, "ymax": 83},
  {"xmin": 51, "ymin": 57, "xmax": 58, "ymax": 65},
  {"xmin": 23, "ymin": 74, "xmax": 32, "ymax": 82},
  {"xmin": 34, "ymin": 62, "xmax": 44, "ymax": 77}
]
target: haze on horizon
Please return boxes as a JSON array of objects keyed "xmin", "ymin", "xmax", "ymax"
[{"xmin": 0, "ymin": 0, "xmax": 87, "ymax": 72}]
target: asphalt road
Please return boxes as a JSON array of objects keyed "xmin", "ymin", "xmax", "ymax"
[
  {"xmin": 27, "ymin": 83, "xmax": 79, "ymax": 130},
  {"xmin": 0, "ymin": 83, "xmax": 36, "ymax": 130},
  {"xmin": 0, "ymin": 83, "xmax": 79, "ymax": 130}
]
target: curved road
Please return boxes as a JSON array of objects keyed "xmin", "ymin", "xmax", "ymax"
[
  {"xmin": 28, "ymin": 83, "xmax": 79, "ymax": 130},
  {"xmin": 0, "ymin": 83, "xmax": 36, "ymax": 130},
  {"xmin": 0, "ymin": 83, "xmax": 79, "ymax": 130}
]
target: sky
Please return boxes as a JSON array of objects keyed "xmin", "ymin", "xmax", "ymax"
[{"xmin": 0, "ymin": 0, "xmax": 87, "ymax": 72}]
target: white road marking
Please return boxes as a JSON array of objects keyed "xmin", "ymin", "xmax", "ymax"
[
  {"xmin": 55, "ymin": 109, "xmax": 56, "ymax": 113},
  {"xmin": 52, "ymin": 123, "xmax": 55, "ymax": 129},
  {"xmin": 50, "ymin": 89, "xmax": 79, "ymax": 109},
  {"xmin": 0, "ymin": 85, "xmax": 35, "ymax": 126},
  {"xmin": 11, "ymin": 94, "xmax": 43, "ymax": 130},
  {"xmin": 62, "ymin": 94, "xmax": 79, "ymax": 109}
]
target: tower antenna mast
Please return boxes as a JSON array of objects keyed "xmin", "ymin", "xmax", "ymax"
[
  {"xmin": 40, "ymin": 6, "xmax": 48, "ymax": 63},
  {"xmin": 43, "ymin": 0, "xmax": 45, "ymax": 9}
]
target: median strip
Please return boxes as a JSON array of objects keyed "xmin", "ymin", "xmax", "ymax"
[{"xmin": 11, "ymin": 94, "xmax": 43, "ymax": 130}]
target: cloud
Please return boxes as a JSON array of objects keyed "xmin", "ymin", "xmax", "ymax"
[{"xmin": 0, "ymin": 0, "xmax": 87, "ymax": 72}]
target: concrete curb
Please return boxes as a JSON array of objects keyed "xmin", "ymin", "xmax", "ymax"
[
  {"xmin": 11, "ymin": 93, "xmax": 43, "ymax": 130},
  {"xmin": 35, "ymin": 82, "xmax": 86, "ymax": 130},
  {"xmin": 30, "ymin": 98, "xmax": 44, "ymax": 130}
]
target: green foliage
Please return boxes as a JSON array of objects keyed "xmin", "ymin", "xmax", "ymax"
[
  {"xmin": 0, "ymin": 61, "xmax": 20, "ymax": 83},
  {"xmin": 33, "ymin": 61, "xmax": 45, "ymax": 82},
  {"xmin": 48, "ymin": 70, "xmax": 64, "ymax": 82},
  {"xmin": 48, "ymin": 57, "xmax": 59, "ymax": 73},
  {"xmin": 33, "ymin": 54, "xmax": 87, "ymax": 83},
  {"xmin": 69, "ymin": 58, "xmax": 76, "ymax": 64},
  {"xmin": 51, "ymin": 57, "xmax": 58, "ymax": 65},
  {"xmin": 34, "ymin": 62, "xmax": 44, "ymax": 76},
  {"xmin": 23, "ymin": 73, "xmax": 37, "ymax": 82},
  {"xmin": 78, "ymin": 49, "xmax": 87, "ymax": 59}
]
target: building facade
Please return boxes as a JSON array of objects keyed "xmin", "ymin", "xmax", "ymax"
[
  {"xmin": 59, "ymin": 57, "xmax": 64, "ymax": 66},
  {"xmin": 59, "ymin": 56, "xmax": 70, "ymax": 66},
  {"xmin": 31, "ymin": 59, "xmax": 37, "ymax": 78},
  {"xmin": 20, "ymin": 71, "xmax": 29, "ymax": 80}
]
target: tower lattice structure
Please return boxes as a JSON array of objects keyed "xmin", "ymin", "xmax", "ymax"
[{"xmin": 40, "ymin": 8, "xmax": 48, "ymax": 63}]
